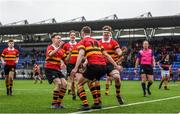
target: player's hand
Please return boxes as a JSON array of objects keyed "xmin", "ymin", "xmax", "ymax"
[
  {"xmin": 2, "ymin": 61, "xmax": 6, "ymax": 65},
  {"xmin": 58, "ymin": 41, "xmax": 65, "ymax": 49},
  {"xmin": 115, "ymin": 65, "xmax": 123, "ymax": 72},
  {"xmin": 15, "ymin": 60, "xmax": 18, "ymax": 64},
  {"xmin": 61, "ymin": 63, "xmax": 66, "ymax": 70},
  {"xmin": 69, "ymin": 47, "xmax": 73, "ymax": 52}
]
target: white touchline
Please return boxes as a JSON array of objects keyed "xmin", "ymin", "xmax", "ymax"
[
  {"xmin": 0, "ymin": 88, "xmax": 50, "ymax": 91},
  {"xmin": 71, "ymin": 95, "xmax": 180, "ymax": 114}
]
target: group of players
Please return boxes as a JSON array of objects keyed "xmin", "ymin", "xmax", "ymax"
[
  {"xmin": 44, "ymin": 26, "xmax": 124, "ymax": 110},
  {"xmin": 1, "ymin": 25, "xmax": 179, "ymax": 111}
]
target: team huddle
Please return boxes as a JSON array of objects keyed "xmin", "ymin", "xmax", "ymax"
[{"xmin": 1, "ymin": 25, "xmax": 176, "ymax": 111}]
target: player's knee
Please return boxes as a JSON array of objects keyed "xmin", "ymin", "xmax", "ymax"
[
  {"xmin": 110, "ymin": 70, "xmax": 119, "ymax": 76},
  {"xmin": 78, "ymin": 80, "xmax": 86, "ymax": 86},
  {"xmin": 148, "ymin": 80, "xmax": 153, "ymax": 83},
  {"xmin": 63, "ymin": 81, "xmax": 67, "ymax": 88},
  {"xmin": 113, "ymin": 73, "xmax": 120, "ymax": 80},
  {"xmin": 141, "ymin": 79, "xmax": 146, "ymax": 83},
  {"xmin": 9, "ymin": 71, "xmax": 14, "ymax": 77}
]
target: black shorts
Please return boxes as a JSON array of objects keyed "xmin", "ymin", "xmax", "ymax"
[
  {"xmin": 4, "ymin": 65, "xmax": 16, "ymax": 75},
  {"xmin": 67, "ymin": 64, "xmax": 75, "ymax": 76},
  {"xmin": 45, "ymin": 68, "xmax": 65, "ymax": 84},
  {"xmin": 140, "ymin": 65, "xmax": 153, "ymax": 75},
  {"xmin": 106, "ymin": 63, "xmax": 115, "ymax": 75},
  {"xmin": 83, "ymin": 64, "xmax": 106, "ymax": 81},
  {"xmin": 34, "ymin": 72, "xmax": 40, "ymax": 76}
]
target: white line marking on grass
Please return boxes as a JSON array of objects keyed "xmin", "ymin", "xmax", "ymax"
[
  {"xmin": 0, "ymin": 88, "xmax": 50, "ymax": 91},
  {"xmin": 71, "ymin": 95, "xmax": 180, "ymax": 114},
  {"xmin": 168, "ymin": 84, "xmax": 178, "ymax": 87}
]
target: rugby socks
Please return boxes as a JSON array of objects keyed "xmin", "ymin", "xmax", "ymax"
[
  {"xmin": 71, "ymin": 82, "xmax": 76, "ymax": 100},
  {"xmin": 78, "ymin": 86, "xmax": 89, "ymax": 106},
  {"xmin": 105, "ymin": 84, "xmax": 109, "ymax": 95},
  {"xmin": 147, "ymin": 81, "xmax": 153, "ymax": 95},
  {"xmin": 5, "ymin": 79, "xmax": 9, "ymax": 88},
  {"xmin": 95, "ymin": 81, "xmax": 101, "ymax": 104},
  {"xmin": 115, "ymin": 84, "xmax": 121, "ymax": 97},
  {"xmin": 88, "ymin": 82, "xmax": 99, "ymax": 105},
  {"xmin": 147, "ymin": 81, "xmax": 153, "ymax": 89},
  {"xmin": 141, "ymin": 82, "xmax": 146, "ymax": 95},
  {"xmin": 5, "ymin": 79, "xmax": 9, "ymax": 95},
  {"xmin": 9, "ymin": 79, "xmax": 13, "ymax": 95},
  {"xmin": 159, "ymin": 80, "xmax": 164, "ymax": 89},
  {"xmin": 52, "ymin": 91, "xmax": 59, "ymax": 106},
  {"xmin": 115, "ymin": 78, "xmax": 121, "ymax": 97},
  {"xmin": 58, "ymin": 88, "xmax": 66, "ymax": 105}
]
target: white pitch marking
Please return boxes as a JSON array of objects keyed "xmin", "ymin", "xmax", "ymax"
[{"xmin": 71, "ymin": 95, "xmax": 180, "ymax": 114}]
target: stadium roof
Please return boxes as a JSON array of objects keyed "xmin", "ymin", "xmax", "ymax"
[{"xmin": 0, "ymin": 15, "xmax": 180, "ymax": 35}]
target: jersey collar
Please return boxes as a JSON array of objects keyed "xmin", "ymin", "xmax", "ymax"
[
  {"xmin": 102, "ymin": 37, "xmax": 112, "ymax": 43},
  {"xmin": 8, "ymin": 47, "xmax": 14, "ymax": 50},
  {"xmin": 84, "ymin": 35, "xmax": 91, "ymax": 38},
  {"xmin": 51, "ymin": 44, "xmax": 58, "ymax": 50},
  {"xmin": 69, "ymin": 41, "xmax": 77, "ymax": 45}
]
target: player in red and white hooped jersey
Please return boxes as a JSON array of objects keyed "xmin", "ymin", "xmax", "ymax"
[
  {"xmin": 99, "ymin": 25, "xmax": 124, "ymax": 105},
  {"xmin": 44, "ymin": 34, "xmax": 67, "ymax": 109},
  {"xmin": 63, "ymin": 30, "xmax": 78, "ymax": 100},
  {"xmin": 1, "ymin": 39, "xmax": 19, "ymax": 96},
  {"xmin": 33, "ymin": 63, "xmax": 43, "ymax": 84},
  {"xmin": 71, "ymin": 26, "xmax": 122, "ymax": 110}
]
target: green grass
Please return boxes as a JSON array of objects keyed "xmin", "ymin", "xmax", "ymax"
[{"xmin": 0, "ymin": 80, "xmax": 180, "ymax": 113}]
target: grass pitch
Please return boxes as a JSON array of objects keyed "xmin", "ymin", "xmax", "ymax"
[{"xmin": 0, "ymin": 80, "xmax": 180, "ymax": 113}]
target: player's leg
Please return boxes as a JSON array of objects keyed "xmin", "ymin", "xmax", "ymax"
[
  {"xmin": 88, "ymin": 81, "xmax": 101, "ymax": 108},
  {"xmin": 105, "ymin": 63, "xmax": 114, "ymax": 96},
  {"xmin": 110, "ymin": 69, "xmax": 124, "ymax": 105},
  {"xmin": 89, "ymin": 65, "xmax": 106, "ymax": 109},
  {"xmin": 4, "ymin": 66, "xmax": 10, "ymax": 96},
  {"xmin": 75, "ymin": 73, "xmax": 90, "ymax": 110},
  {"xmin": 45, "ymin": 68, "xmax": 65, "ymax": 109},
  {"xmin": 5, "ymin": 76, "xmax": 9, "ymax": 96},
  {"xmin": 146, "ymin": 66, "xmax": 154, "ymax": 95},
  {"xmin": 34, "ymin": 75, "xmax": 38, "ymax": 84},
  {"xmin": 164, "ymin": 71, "xmax": 170, "ymax": 90},
  {"xmin": 38, "ymin": 75, "xmax": 43, "ymax": 84},
  {"xmin": 57, "ymin": 77, "xmax": 67, "ymax": 108},
  {"xmin": 94, "ymin": 81, "xmax": 101, "ymax": 104},
  {"xmin": 141, "ymin": 74, "xmax": 147, "ymax": 96},
  {"xmin": 67, "ymin": 64, "xmax": 76, "ymax": 99},
  {"xmin": 147, "ymin": 74, "xmax": 153, "ymax": 95},
  {"xmin": 105, "ymin": 75, "xmax": 111, "ymax": 95},
  {"xmin": 159, "ymin": 70, "xmax": 165, "ymax": 89},
  {"xmin": 52, "ymin": 78, "xmax": 62, "ymax": 108},
  {"xmin": 159, "ymin": 77, "xmax": 165, "ymax": 89},
  {"xmin": 71, "ymin": 76, "xmax": 76, "ymax": 100},
  {"xmin": 8, "ymin": 69, "xmax": 15, "ymax": 96},
  {"xmin": 67, "ymin": 76, "xmax": 72, "ymax": 95}
]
